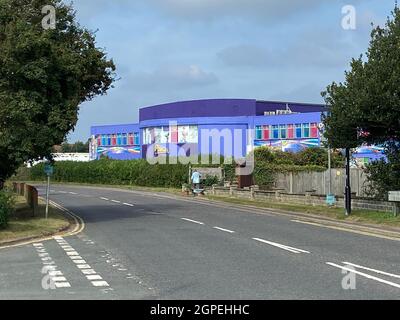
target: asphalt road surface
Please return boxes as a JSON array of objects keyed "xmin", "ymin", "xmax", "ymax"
[{"xmin": 0, "ymin": 184, "xmax": 399, "ymax": 300}]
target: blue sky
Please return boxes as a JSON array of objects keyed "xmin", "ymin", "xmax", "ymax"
[{"xmin": 66, "ymin": 0, "xmax": 397, "ymax": 142}]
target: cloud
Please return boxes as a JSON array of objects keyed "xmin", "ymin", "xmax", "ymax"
[
  {"xmin": 128, "ymin": 65, "xmax": 219, "ymax": 91},
  {"xmin": 217, "ymin": 45, "xmax": 270, "ymax": 67},
  {"xmin": 217, "ymin": 26, "xmax": 363, "ymax": 69},
  {"xmin": 148, "ymin": 0, "xmax": 332, "ymax": 21}
]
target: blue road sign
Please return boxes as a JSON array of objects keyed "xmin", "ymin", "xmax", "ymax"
[{"xmin": 44, "ymin": 163, "xmax": 54, "ymax": 176}]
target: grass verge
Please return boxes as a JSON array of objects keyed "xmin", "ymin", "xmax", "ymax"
[
  {"xmin": 0, "ymin": 195, "xmax": 70, "ymax": 244},
  {"xmin": 205, "ymin": 195, "xmax": 400, "ymax": 227}
]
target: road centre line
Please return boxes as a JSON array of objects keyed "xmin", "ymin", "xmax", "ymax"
[
  {"xmin": 326, "ymin": 262, "xmax": 400, "ymax": 289},
  {"xmin": 252, "ymin": 238, "xmax": 310, "ymax": 254},
  {"xmin": 123, "ymin": 202, "xmax": 135, "ymax": 207},
  {"xmin": 100, "ymin": 197, "xmax": 109, "ymax": 201},
  {"xmin": 213, "ymin": 226, "xmax": 235, "ymax": 233},
  {"xmin": 111, "ymin": 200, "xmax": 121, "ymax": 204},
  {"xmin": 181, "ymin": 218, "xmax": 204, "ymax": 225},
  {"xmin": 342, "ymin": 261, "xmax": 400, "ymax": 279}
]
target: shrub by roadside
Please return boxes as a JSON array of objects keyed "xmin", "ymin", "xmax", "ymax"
[{"xmin": 0, "ymin": 190, "xmax": 14, "ymax": 229}]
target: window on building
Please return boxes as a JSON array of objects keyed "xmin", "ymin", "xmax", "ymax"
[
  {"xmin": 170, "ymin": 125, "xmax": 178, "ymax": 143},
  {"xmin": 311, "ymin": 123, "xmax": 318, "ymax": 138},
  {"xmin": 272, "ymin": 125, "xmax": 279, "ymax": 139},
  {"xmin": 302, "ymin": 123, "xmax": 310, "ymax": 138},
  {"xmin": 262, "ymin": 125, "xmax": 270, "ymax": 140},
  {"xmin": 287, "ymin": 124, "xmax": 294, "ymax": 139},
  {"xmin": 255, "ymin": 126, "xmax": 262, "ymax": 140},
  {"xmin": 280, "ymin": 124, "xmax": 287, "ymax": 139},
  {"xmin": 295, "ymin": 124, "xmax": 302, "ymax": 138},
  {"xmin": 134, "ymin": 132, "xmax": 140, "ymax": 145},
  {"xmin": 122, "ymin": 133, "xmax": 127, "ymax": 145},
  {"xmin": 117, "ymin": 133, "xmax": 122, "ymax": 146}
]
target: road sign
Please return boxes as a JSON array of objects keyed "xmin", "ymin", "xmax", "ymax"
[{"xmin": 44, "ymin": 163, "xmax": 54, "ymax": 176}]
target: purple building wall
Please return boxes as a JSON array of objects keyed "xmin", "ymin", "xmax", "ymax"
[{"xmin": 139, "ymin": 99, "xmax": 257, "ymax": 121}]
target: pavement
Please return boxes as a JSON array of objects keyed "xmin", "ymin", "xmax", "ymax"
[{"xmin": 0, "ymin": 184, "xmax": 399, "ymax": 300}]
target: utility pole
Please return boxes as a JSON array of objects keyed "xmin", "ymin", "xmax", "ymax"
[{"xmin": 345, "ymin": 148, "xmax": 351, "ymax": 215}]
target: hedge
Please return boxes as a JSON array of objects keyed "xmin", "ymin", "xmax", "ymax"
[
  {"xmin": 18, "ymin": 153, "xmax": 327, "ymax": 190},
  {"xmin": 0, "ymin": 190, "xmax": 14, "ymax": 229}
]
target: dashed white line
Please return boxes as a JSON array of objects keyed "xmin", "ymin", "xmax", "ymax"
[
  {"xmin": 32, "ymin": 243, "xmax": 71, "ymax": 289},
  {"xmin": 69, "ymin": 192, "xmax": 78, "ymax": 195},
  {"xmin": 111, "ymin": 200, "xmax": 121, "ymax": 204},
  {"xmin": 252, "ymin": 238, "xmax": 310, "ymax": 254},
  {"xmin": 87, "ymin": 275, "xmax": 103, "ymax": 280},
  {"xmin": 326, "ymin": 262, "xmax": 400, "ymax": 289},
  {"xmin": 213, "ymin": 226, "xmax": 235, "ymax": 234},
  {"xmin": 123, "ymin": 203, "xmax": 135, "ymax": 207},
  {"xmin": 181, "ymin": 218, "xmax": 204, "ymax": 225},
  {"xmin": 342, "ymin": 261, "xmax": 400, "ymax": 279},
  {"xmin": 100, "ymin": 197, "xmax": 109, "ymax": 201},
  {"xmin": 92, "ymin": 280, "xmax": 110, "ymax": 287},
  {"xmin": 55, "ymin": 237, "xmax": 110, "ymax": 288}
]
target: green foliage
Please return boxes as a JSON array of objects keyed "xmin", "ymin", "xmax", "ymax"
[
  {"xmin": 0, "ymin": 0, "xmax": 116, "ymax": 183},
  {"xmin": 59, "ymin": 141, "xmax": 90, "ymax": 153},
  {"xmin": 202, "ymin": 175, "xmax": 219, "ymax": 187},
  {"xmin": 364, "ymin": 145, "xmax": 400, "ymax": 199},
  {"xmin": 0, "ymin": 190, "xmax": 14, "ymax": 229},
  {"xmin": 254, "ymin": 146, "xmax": 344, "ymax": 168},
  {"xmin": 322, "ymin": 5, "xmax": 400, "ymax": 148},
  {"xmin": 30, "ymin": 159, "xmax": 189, "ymax": 188}
]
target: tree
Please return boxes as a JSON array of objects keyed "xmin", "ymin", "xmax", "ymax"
[
  {"xmin": 59, "ymin": 140, "xmax": 89, "ymax": 153},
  {"xmin": 322, "ymin": 5, "xmax": 400, "ymax": 199},
  {"xmin": 323, "ymin": 5, "xmax": 400, "ymax": 148},
  {"xmin": 0, "ymin": 0, "xmax": 116, "ymax": 186}
]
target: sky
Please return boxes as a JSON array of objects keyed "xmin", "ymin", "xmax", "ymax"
[{"xmin": 66, "ymin": 0, "xmax": 397, "ymax": 142}]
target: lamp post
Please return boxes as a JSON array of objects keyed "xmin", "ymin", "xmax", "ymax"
[{"xmin": 345, "ymin": 148, "xmax": 351, "ymax": 215}]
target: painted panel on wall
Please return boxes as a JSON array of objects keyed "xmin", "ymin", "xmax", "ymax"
[{"xmin": 254, "ymin": 139, "xmax": 320, "ymax": 152}]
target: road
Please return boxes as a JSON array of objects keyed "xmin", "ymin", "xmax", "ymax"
[{"xmin": 0, "ymin": 184, "xmax": 399, "ymax": 300}]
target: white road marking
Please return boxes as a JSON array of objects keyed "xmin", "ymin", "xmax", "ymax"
[
  {"xmin": 55, "ymin": 282, "xmax": 71, "ymax": 288},
  {"xmin": 100, "ymin": 197, "xmax": 109, "ymax": 201},
  {"xmin": 213, "ymin": 226, "xmax": 235, "ymax": 234},
  {"xmin": 111, "ymin": 200, "xmax": 121, "ymax": 204},
  {"xmin": 123, "ymin": 203, "xmax": 135, "ymax": 207},
  {"xmin": 32, "ymin": 243, "xmax": 71, "ymax": 289},
  {"xmin": 342, "ymin": 261, "xmax": 400, "ymax": 279},
  {"xmin": 91, "ymin": 281, "xmax": 109, "ymax": 287},
  {"xmin": 87, "ymin": 275, "xmax": 103, "ymax": 280},
  {"xmin": 326, "ymin": 262, "xmax": 400, "ymax": 289},
  {"xmin": 81, "ymin": 269, "xmax": 97, "ymax": 275},
  {"xmin": 181, "ymin": 218, "xmax": 204, "ymax": 225},
  {"xmin": 73, "ymin": 260, "xmax": 87, "ymax": 264},
  {"xmin": 252, "ymin": 238, "xmax": 310, "ymax": 254},
  {"xmin": 51, "ymin": 276, "xmax": 67, "ymax": 282},
  {"xmin": 55, "ymin": 237, "xmax": 111, "ymax": 289},
  {"xmin": 69, "ymin": 192, "xmax": 78, "ymax": 195}
]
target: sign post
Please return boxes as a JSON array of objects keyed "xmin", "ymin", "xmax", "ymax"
[{"xmin": 44, "ymin": 163, "xmax": 54, "ymax": 219}]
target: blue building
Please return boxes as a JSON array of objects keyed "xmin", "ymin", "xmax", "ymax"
[{"xmin": 89, "ymin": 99, "xmax": 329, "ymax": 161}]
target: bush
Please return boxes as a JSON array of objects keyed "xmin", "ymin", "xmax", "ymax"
[
  {"xmin": 0, "ymin": 191, "xmax": 14, "ymax": 229},
  {"xmin": 364, "ymin": 159, "xmax": 400, "ymax": 200}
]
